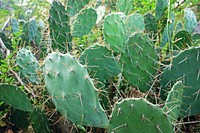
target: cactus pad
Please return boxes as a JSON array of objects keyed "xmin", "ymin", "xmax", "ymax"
[
  {"xmin": 108, "ymin": 98, "xmax": 173, "ymax": 133},
  {"xmin": 121, "ymin": 33, "xmax": 158, "ymax": 92},
  {"xmin": 174, "ymin": 30, "xmax": 192, "ymax": 50},
  {"xmin": 103, "ymin": 13, "xmax": 126, "ymax": 53},
  {"xmin": 49, "ymin": 1, "xmax": 71, "ymax": 51},
  {"xmin": 72, "ymin": 8, "xmax": 97, "ymax": 37},
  {"xmin": 162, "ymin": 81, "xmax": 184, "ymax": 123},
  {"xmin": 184, "ymin": 8, "xmax": 197, "ymax": 33},
  {"xmin": 79, "ymin": 44, "xmax": 121, "ymax": 81},
  {"xmin": 155, "ymin": 0, "xmax": 168, "ymax": 20},
  {"xmin": 0, "ymin": 84, "xmax": 32, "ymax": 112},
  {"xmin": 144, "ymin": 13, "xmax": 157, "ymax": 34},
  {"xmin": 116, "ymin": 0, "xmax": 133, "ymax": 15},
  {"xmin": 30, "ymin": 107, "xmax": 51, "ymax": 133},
  {"xmin": 125, "ymin": 13, "xmax": 145, "ymax": 34},
  {"xmin": 66, "ymin": 0, "xmax": 90, "ymax": 17},
  {"xmin": 43, "ymin": 52, "xmax": 108, "ymax": 127},
  {"xmin": 161, "ymin": 47, "xmax": 200, "ymax": 117},
  {"xmin": 16, "ymin": 48, "xmax": 40, "ymax": 84}
]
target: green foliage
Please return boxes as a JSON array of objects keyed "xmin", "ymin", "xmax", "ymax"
[
  {"xmin": 184, "ymin": 8, "xmax": 197, "ymax": 33},
  {"xmin": 0, "ymin": 84, "xmax": 32, "ymax": 112},
  {"xmin": 43, "ymin": 52, "xmax": 109, "ymax": 127},
  {"xmin": 108, "ymin": 98, "xmax": 173, "ymax": 133},
  {"xmin": 155, "ymin": 0, "xmax": 168, "ymax": 20}
]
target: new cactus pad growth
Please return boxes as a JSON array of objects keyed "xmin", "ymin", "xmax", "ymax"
[
  {"xmin": 108, "ymin": 98, "xmax": 173, "ymax": 133},
  {"xmin": 121, "ymin": 33, "xmax": 158, "ymax": 92},
  {"xmin": 43, "ymin": 52, "xmax": 108, "ymax": 127},
  {"xmin": 79, "ymin": 44, "xmax": 121, "ymax": 81},
  {"xmin": 161, "ymin": 47, "xmax": 200, "ymax": 117},
  {"xmin": 16, "ymin": 48, "xmax": 40, "ymax": 84},
  {"xmin": 184, "ymin": 8, "xmax": 197, "ymax": 33},
  {"xmin": 0, "ymin": 84, "xmax": 32, "ymax": 112},
  {"xmin": 162, "ymin": 81, "xmax": 184, "ymax": 123}
]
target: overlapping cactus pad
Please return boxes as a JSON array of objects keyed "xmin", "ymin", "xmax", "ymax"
[
  {"xmin": 121, "ymin": 33, "xmax": 158, "ymax": 92},
  {"xmin": 161, "ymin": 47, "xmax": 200, "ymax": 117},
  {"xmin": 72, "ymin": 8, "xmax": 97, "ymax": 37},
  {"xmin": 16, "ymin": 48, "xmax": 40, "ymax": 84},
  {"xmin": 43, "ymin": 52, "xmax": 108, "ymax": 127},
  {"xmin": 79, "ymin": 44, "xmax": 121, "ymax": 81},
  {"xmin": 49, "ymin": 1, "xmax": 71, "ymax": 51},
  {"xmin": 0, "ymin": 84, "xmax": 32, "ymax": 112},
  {"xmin": 108, "ymin": 98, "xmax": 173, "ymax": 133}
]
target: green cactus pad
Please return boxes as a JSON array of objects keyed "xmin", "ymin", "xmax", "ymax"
[
  {"xmin": 173, "ymin": 30, "xmax": 192, "ymax": 50},
  {"xmin": 121, "ymin": 33, "xmax": 158, "ymax": 92},
  {"xmin": 11, "ymin": 18, "xmax": 19, "ymax": 34},
  {"xmin": 49, "ymin": 1, "xmax": 71, "ymax": 51},
  {"xmin": 116, "ymin": 0, "xmax": 133, "ymax": 15},
  {"xmin": 184, "ymin": 8, "xmax": 197, "ymax": 33},
  {"xmin": 30, "ymin": 107, "xmax": 51, "ymax": 133},
  {"xmin": 16, "ymin": 48, "xmax": 40, "ymax": 84},
  {"xmin": 125, "ymin": 13, "xmax": 145, "ymax": 34},
  {"xmin": 72, "ymin": 8, "xmax": 97, "ymax": 37},
  {"xmin": 103, "ymin": 13, "xmax": 126, "ymax": 53},
  {"xmin": 79, "ymin": 44, "xmax": 121, "ymax": 81},
  {"xmin": 175, "ymin": 21, "xmax": 183, "ymax": 34},
  {"xmin": 108, "ymin": 98, "xmax": 173, "ymax": 133},
  {"xmin": 0, "ymin": 84, "xmax": 32, "ymax": 112},
  {"xmin": 160, "ymin": 12, "xmax": 175, "ymax": 48},
  {"xmin": 43, "ymin": 52, "xmax": 108, "ymax": 128},
  {"xmin": 161, "ymin": 47, "xmax": 200, "ymax": 117},
  {"xmin": 155, "ymin": 0, "xmax": 168, "ymax": 20},
  {"xmin": 162, "ymin": 81, "xmax": 184, "ymax": 123},
  {"xmin": 144, "ymin": 13, "xmax": 157, "ymax": 34},
  {"xmin": 28, "ymin": 20, "xmax": 37, "ymax": 42},
  {"xmin": 66, "ymin": 0, "xmax": 90, "ymax": 17}
]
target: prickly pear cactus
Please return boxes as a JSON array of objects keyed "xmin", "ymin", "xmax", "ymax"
[
  {"xmin": 43, "ymin": 52, "xmax": 108, "ymax": 127},
  {"xmin": 11, "ymin": 18, "xmax": 19, "ymax": 34},
  {"xmin": 16, "ymin": 48, "xmax": 40, "ymax": 84},
  {"xmin": 66, "ymin": 0, "xmax": 90, "ymax": 17},
  {"xmin": 28, "ymin": 20, "xmax": 37, "ymax": 42},
  {"xmin": 162, "ymin": 81, "xmax": 184, "ymax": 123},
  {"xmin": 160, "ymin": 12, "xmax": 175, "ymax": 48},
  {"xmin": 125, "ymin": 13, "xmax": 145, "ymax": 34},
  {"xmin": 30, "ymin": 107, "xmax": 51, "ymax": 133},
  {"xmin": 49, "ymin": 1, "xmax": 71, "ymax": 51},
  {"xmin": 161, "ymin": 47, "xmax": 200, "ymax": 117},
  {"xmin": 0, "ymin": 84, "xmax": 32, "ymax": 112},
  {"xmin": 173, "ymin": 30, "xmax": 192, "ymax": 50},
  {"xmin": 72, "ymin": 8, "xmax": 97, "ymax": 37},
  {"xmin": 175, "ymin": 21, "xmax": 183, "ymax": 34},
  {"xmin": 121, "ymin": 33, "xmax": 158, "ymax": 92},
  {"xmin": 144, "ymin": 13, "xmax": 157, "ymax": 34},
  {"xmin": 155, "ymin": 0, "xmax": 168, "ymax": 20},
  {"xmin": 108, "ymin": 98, "xmax": 173, "ymax": 133},
  {"xmin": 79, "ymin": 44, "xmax": 121, "ymax": 81},
  {"xmin": 103, "ymin": 13, "xmax": 126, "ymax": 53},
  {"xmin": 116, "ymin": 0, "xmax": 133, "ymax": 15},
  {"xmin": 184, "ymin": 8, "xmax": 197, "ymax": 33}
]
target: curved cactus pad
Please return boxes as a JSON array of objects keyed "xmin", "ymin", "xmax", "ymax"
[
  {"xmin": 184, "ymin": 8, "xmax": 197, "ymax": 33},
  {"xmin": 161, "ymin": 47, "xmax": 200, "ymax": 117},
  {"xmin": 108, "ymin": 98, "xmax": 173, "ymax": 133},
  {"xmin": 103, "ymin": 13, "xmax": 126, "ymax": 53},
  {"xmin": 43, "ymin": 52, "xmax": 108, "ymax": 128},
  {"xmin": 72, "ymin": 8, "xmax": 97, "ymax": 37},
  {"xmin": 16, "ymin": 48, "xmax": 40, "ymax": 84},
  {"xmin": 79, "ymin": 44, "xmax": 121, "ymax": 81},
  {"xmin": 0, "ymin": 84, "xmax": 32, "ymax": 112},
  {"xmin": 121, "ymin": 33, "xmax": 158, "ymax": 92}
]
